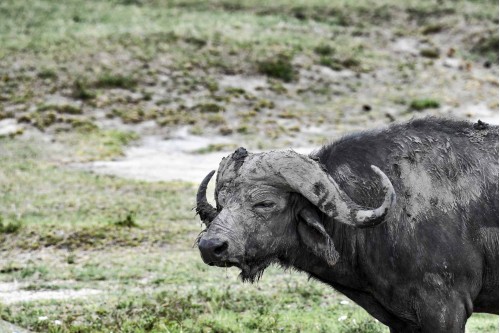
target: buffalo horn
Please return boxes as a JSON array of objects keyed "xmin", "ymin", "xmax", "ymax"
[
  {"xmin": 196, "ymin": 170, "xmax": 218, "ymax": 226},
  {"xmin": 269, "ymin": 151, "xmax": 396, "ymax": 228}
]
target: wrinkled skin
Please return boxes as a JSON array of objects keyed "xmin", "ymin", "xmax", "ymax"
[
  {"xmin": 202, "ymin": 184, "xmax": 301, "ymax": 281},
  {"xmin": 197, "ymin": 117, "xmax": 499, "ymax": 333}
]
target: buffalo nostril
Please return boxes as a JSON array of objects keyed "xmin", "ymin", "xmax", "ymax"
[
  {"xmin": 198, "ymin": 238, "xmax": 229, "ymax": 263},
  {"xmin": 214, "ymin": 241, "xmax": 228, "ymax": 256}
]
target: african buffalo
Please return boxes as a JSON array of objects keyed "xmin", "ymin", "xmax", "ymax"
[{"xmin": 196, "ymin": 117, "xmax": 498, "ymax": 332}]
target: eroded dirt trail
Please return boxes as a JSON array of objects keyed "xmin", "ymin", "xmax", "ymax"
[{"xmin": 74, "ymin": 127, "xmax": 314, "ymax": 182}]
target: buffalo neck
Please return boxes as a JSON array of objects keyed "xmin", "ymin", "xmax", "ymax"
[{"xmin": 291, "ymin": 214, "xmax": 368, "ymax": 291}]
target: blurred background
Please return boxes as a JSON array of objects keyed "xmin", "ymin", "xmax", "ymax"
[{"xmin": 0, "ymin": 0, "xmax": 498, "ymax": 332}]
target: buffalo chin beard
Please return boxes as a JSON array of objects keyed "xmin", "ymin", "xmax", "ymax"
[{"xmin": 239, "ymin": 257, "xmax": 276, "ymax": 283}]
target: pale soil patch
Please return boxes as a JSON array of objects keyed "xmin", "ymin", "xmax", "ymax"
[
  {"xmin": 0, "ymin": 319, "xmax": 31, "ymax": 333},
  {"xmin": 74, "ymin": 127, "xmax": 314, "ymax": 182},
  {"xmin": 0, "ymin": 282, "xmax": 101, "ymax": 305}
]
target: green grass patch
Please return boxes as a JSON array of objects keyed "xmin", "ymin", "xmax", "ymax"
[
  {"xmin": 0, "ymin": 214, "xmax": 22, "ymax": 234},
  {"xmin": 195, "ymin": 103, "xmax": 225, "ymax": 113},
  {"xmin": 94, "ymin": 73, "xmax": 138, "ymax": 90},
  {"xmin": 113, "ymin": 211, "xmax": 139, "ymax": 228},
  {"xmin": 37, "ymin": 104, "xmax": 82, "ymax": 115},
  {"xmin": 257, "ymin": 53, "xmax": 297, "ymax": 82},
  {"xmin": 193, "ymin": 143, "xmax": 238, "ymax": 154},
  {"xmin": 0, "ymin": 134, "xmax": 196, "ymax": 246},
  {"xmin": 419, "ymin": 47, "xmax": 440, "ymax": 58},
  {"xmin": 58, "ymin": 129, "xmax": 139, "ymax": 160},
  {"xmin": 314, "ymin": 43, "xmax": 335, "ymax": 56},
  {"xmin": 37, "ymin": 68, "xmax": 58, "ymax": 80},
  {"xmin": 471, "ymin": 30, "xmax": 499, "ymax": 61},
  {"xmin": 408, "ymin": 98, "xmax": 440, "ymax": 111},
  {"xmin": 72, "ymin": 79, "xmax": 97, "ymax": 100}
]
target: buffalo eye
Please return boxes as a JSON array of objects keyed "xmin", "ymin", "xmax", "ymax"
[{"xmin": 253, "ymin": 201, "xmax": 276, "ymax": 210}]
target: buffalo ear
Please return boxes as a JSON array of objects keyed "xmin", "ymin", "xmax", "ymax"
[{"xmin": 297, "ymin": 207, "xmax": 339, "ymax": 266}]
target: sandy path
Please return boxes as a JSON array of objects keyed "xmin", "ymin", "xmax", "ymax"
[
  {"xmin": 0, "ymin": 282, "xmax": 101, "ymax": 305},
  {"xmin": 74, "ymin": 128, "xmax": 313, "ymax": 182}
]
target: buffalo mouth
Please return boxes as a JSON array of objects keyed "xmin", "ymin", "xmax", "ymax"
[
  {"xmin": 205, "ymin": 259, "xmax": 240, "ymax": 268},
  {"xmin": 202, "ymin": 257, "xmax": 273, "ymax": 283}
]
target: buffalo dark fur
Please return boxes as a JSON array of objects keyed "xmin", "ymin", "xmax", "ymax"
[{"xmin": 196, "ymin": 117, "xmax": 499, "ymax": 333}]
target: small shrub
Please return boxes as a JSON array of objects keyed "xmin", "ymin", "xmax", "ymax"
[
  {"xmin": 471, "ymin": 31, "xmax": 499, "ymax": 60},
  {"xmin": 112, "ymin": 108, "xmax": 146, "ymax": 123},
  {"xmin": 0, "ymin": 216, "xmax": 22, "ymax": 234},
  {"xmin": 320, "ymin": 56, "xmax": 361, "ymax": 71},
  {"xmin": 69, "ymin": 119, "xmax": 98, "ymax": 132},
  {"xmin": 236, "ymin": 124, "xmax": 249, "ymax": 133},
  {"xmin": 422, "ymin": 23, "xmax": 445, "ymax": 35},
  {"xmin": 409, "ymin": 98, "xmax": 440, "ymax": 111},
  {"xmin": 20, "ymin": 263, "xmax": 48, "ymax": 279},
  {"xmin": 314, "ymin": 44, "xmax": 335, "ymax": 56},
  {"xmin": 57, "ymin": 104, "xmax": 82, "ymax": 114},
  {"xmin": 420, "ymin": 47, "xmax": 440, "ymax": 58},
  {"xmin": 320, "ymin": 56, "xmax": 344, "ymax": 71},
  {"xmin": 114, "ymin": 212, "xmax": 138, "ymax": 228},
  {"xmin": 38, "ymin": 104, "xmax": 82, "ymax": 115},
  {"xmin": 95, "ymin": 73, "xmax": 138, "ymax": 89},
  {"xmin": 206, "ymin": 113, "xmax": 226, "ymax": 126},
  {"xmin": 33, "ymin": 111, "xmax": 58, "ymax": 130},
  {"xmin": 257, "ymin": 54, "xmax": 296, "ymax": 82},
  {"xmin": 66, "ymin": 254, "xmax": 76, "ymax": 264},
  {"xmin": 196, "ymin": 103, "xmax": 225, "ymax": 113},
  {"xmin": 72, "ymin": 79, "xmax": 96, "ymax": 100},
  {"xmin": 225, "ymin": 87, "xmax": 246, "ymax": 95},
  {"xmin": 37, "ymin": 68, "xmax": 58, "ymax": 80}
]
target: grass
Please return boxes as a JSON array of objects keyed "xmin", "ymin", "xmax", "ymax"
[
  {"xmin": 2, "ymin": 243, "xmax": 387, "ymax": 332},
  {"xmin": 257, "ymin": 53, "xmax": 297, "ymax": 82},
  {"xmin": 0, "ymin": 139, "xmax": 494, "ymax": 331},
  {"xmin": 0, "ymin": 0, "xmax": 495, "ymax": 63},
  {"xmin": 95, "ymin": 73, "xmax": 138, "ymax": 90},
  {"xmin": 0, "ymin": 0, "xmax": 497, "ymax": 331},
  {"xmin": 0, "ymin": 0, "xmax": 496, "ymax": 140},
  {"xmin": 408, "ymin": 98, "xmax": 441, "ymax": 111},
  {"xmin": 0, "ymin": 216, "xmax": 22, "ymax": 234},
  {"xmin": 193, "ymin": 143, "xmax": 238, "ymax": 154},
  {"xmin": 72, "ymin": 79, "xmax": 96, "ymax": 100}
]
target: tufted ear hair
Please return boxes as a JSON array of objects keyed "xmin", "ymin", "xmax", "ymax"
[{"xmin": 297, "ymin": 207, "xmax": 339, "ymax": 266}]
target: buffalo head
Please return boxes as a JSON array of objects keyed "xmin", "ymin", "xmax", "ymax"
[{"xmin": 196, "ymin": 147, "xmax": 395, "ymax": 282}]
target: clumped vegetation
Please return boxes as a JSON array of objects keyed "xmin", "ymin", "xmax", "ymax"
[
  {"xmin": 471, "ymin": 30, "xmax": 499, "ymax": 61},
  {"xmin": 314, "ymin": 44, "xmax": 335, "ymax": 56},
  {"xmin": 409, "ymin": 98, "xmax": 440, "ymax": 111},
  {"xmin": 94, "ymin": 73, "xmax": 138, "ymax": 90},
  {"xmin": 113, "ymin": 211, "xmax": 139, "ymax": 228},
  {"xmin": 72, "ymin": 79, "xmax": 96, "ymax": 100},
  {"xmin": 0, "ymin": 216, "xmax": 22, "ymax": 234},
  {"xmin": 257, "ymin": 53, "xmax": 297, "ymax": 82},
  {"xmin": 419, "ymin": 47, "xmax": 440, "ymax": 59},
  {"xmin": 193, "ymin": 143, "xmax": 238, "ymax": 154}
]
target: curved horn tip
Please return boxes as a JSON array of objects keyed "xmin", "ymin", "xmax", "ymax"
[
  {"xmin": 352, "ymin": 165, "xmax": 396, "ymax": 228},
  {"xmin": 371, "ymin": 165, "xmax": 395, "ymax": 195},
  {"xmin": 370, "ymin": 165, "xmax": 385, "ymax": 179},
  {"xmin": 205, "ymin": 170, "xmax": 216, "ymax": 180},
  {"xmin": 196, "ymin": 170, "xmax": 218, "ymax": 226}
]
